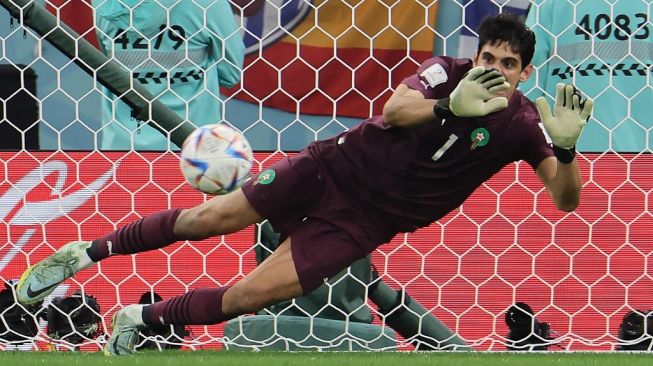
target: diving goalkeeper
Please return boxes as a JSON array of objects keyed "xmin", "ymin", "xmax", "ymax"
[{"xmin": 16, "ymin": 13, "xmax": 592, "ymax": 355}]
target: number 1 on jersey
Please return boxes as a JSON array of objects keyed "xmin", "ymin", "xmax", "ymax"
[{"xmin": 431, "ymin": 134, "xmax": 458, "ymax": 162}]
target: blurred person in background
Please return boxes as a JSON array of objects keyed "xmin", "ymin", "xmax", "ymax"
[
  {"xmin": 93, "ymin": 0, "xmax": 244, "ymax": 150},
  {"xmin": 520, "ymin": 0, "xmax": 652, "ymax": 152}
]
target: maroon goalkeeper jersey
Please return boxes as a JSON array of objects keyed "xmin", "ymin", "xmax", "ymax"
[{"xmin": 308, "ymin": 56, "xmax": 553, "ymax": 234}]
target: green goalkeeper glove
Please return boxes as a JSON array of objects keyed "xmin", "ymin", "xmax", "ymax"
[
  {"xmin": 536, "ymin": 83, "xmax": 593, "ymax": 149},
  {"xmin": 448, "ymin": 66, "xmax": 511, "ymax": 117}
]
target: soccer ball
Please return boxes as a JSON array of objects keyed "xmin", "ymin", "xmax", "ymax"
[{"xmin": 180, "ymin": 124, "xmax": 253, "ymax": 195}]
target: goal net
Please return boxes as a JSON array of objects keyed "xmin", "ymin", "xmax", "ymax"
[{"xmin": 0, "ymin": 0, "xmax": 651, "ymax": 352}]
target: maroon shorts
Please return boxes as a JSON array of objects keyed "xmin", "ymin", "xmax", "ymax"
[{"xmin": 241, "ymin": 150, "xmax": 384, "ymax": 294}]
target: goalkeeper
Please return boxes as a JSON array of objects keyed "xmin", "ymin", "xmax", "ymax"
[{"xmin": 16, "ymin": 13, "xmax": 592, "ymax": 355}]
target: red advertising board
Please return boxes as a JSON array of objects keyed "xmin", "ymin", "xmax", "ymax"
[{"xmin": 1, "ymin": 151, "xmax": 652, "ymax": 350}]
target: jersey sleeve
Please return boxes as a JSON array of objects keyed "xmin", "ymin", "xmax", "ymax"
[
  {"xmin": 205, "ymin": 0, "xmax": 245, "ymax": 87},
  {"xmin": 400, "ymin": 57, "xmax": 461, "ymax": 100}
]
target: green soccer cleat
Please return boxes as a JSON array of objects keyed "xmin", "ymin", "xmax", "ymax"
[
  {"xmin": 16, "ymin": 240, "xmax": 94, "ymax": 305},
  {"xmin": 104, "ymin": 304, "xmax": 146, "ymax": 356}
]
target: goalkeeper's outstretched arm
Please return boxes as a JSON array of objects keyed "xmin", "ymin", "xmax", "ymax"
[
  {"xmin": 382, "ymin": 84, "xmax": 441, "ymax": 127},
  {"xmin": 535, "ymin": 83, "xmax": 594, "ymax": 212},
  {"xmin": 383, "ymin": 66, "xmax": 509, "ymax": 128}
]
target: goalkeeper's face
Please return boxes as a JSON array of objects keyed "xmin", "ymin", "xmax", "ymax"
[{"xmin": 473, "ymin": 41, "xmax": 533, "ymax": 98}]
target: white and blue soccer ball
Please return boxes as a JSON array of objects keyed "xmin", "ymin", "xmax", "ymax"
[{"xmin": 180, "ymin": 124, "xmax": 253, "ymax": 195}]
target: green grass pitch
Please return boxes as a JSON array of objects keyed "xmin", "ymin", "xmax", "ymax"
[{"xmin": 1, "ymin": 351, "xmax": 653, "ymax": 366}]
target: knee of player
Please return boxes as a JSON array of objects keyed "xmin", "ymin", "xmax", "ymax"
[
  {"xmin": 230, "ymin": 285, "xmax": 273, "ymax": 313},
  {"xmin": 173, "ymin": 208, "xmax": 217, "ymax": 239},
  {"xmin": 182, "ymin": 206, "xmax": 229, "ymax": 234}
]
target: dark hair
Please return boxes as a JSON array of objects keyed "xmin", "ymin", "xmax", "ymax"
[
  {"xmin": 618, "ymin": 310, "xmax": 653, "ymax": 351},
  {"xmin": 46, "ymin": 291, "xmax": 102, "ymax": 345},
  {"xmin": 0, "ymin": 282, "xmax": 41, "ymax": 344},
  {"xmin": 476, "ymin": 13, "xmax": 536, "ymax": 68},
  {"xmin": 505, "ymin": 302, "xmax": 552, "ymax": 351}
]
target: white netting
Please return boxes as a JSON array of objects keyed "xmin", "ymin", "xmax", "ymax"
[{"xmin": 1, "ymin": 0, "xmax": 652, "ymax": 352}]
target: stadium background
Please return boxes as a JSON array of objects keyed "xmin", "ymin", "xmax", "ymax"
[{"xmin": 1, "ymin": 0, "xmax": 652, "ymax": 351}]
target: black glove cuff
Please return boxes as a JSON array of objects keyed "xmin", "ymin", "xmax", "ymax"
[
  {"xmin": 433, "ymin": 98, "xmax": 453, "ymax": 119},
  {"xmin": 553, "ymin": 145, "xmax": 576, "ymax": 164}
]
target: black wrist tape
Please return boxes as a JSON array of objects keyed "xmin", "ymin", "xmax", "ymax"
[
  {"xmin": 553, "ymin": 145, "xmax": 576, "ymax": 164},
  {"xmin": 433, "ymin": 98, "xmax": 452, "ymax": 119}
]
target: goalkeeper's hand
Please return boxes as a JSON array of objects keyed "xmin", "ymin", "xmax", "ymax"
[
  {"xmin": 536, "ymin": 83, "xmax": 593, "ymax": 149},
  {"xmin": 448, "ymin": 66, "xmax": 511, "ymax": 117}
]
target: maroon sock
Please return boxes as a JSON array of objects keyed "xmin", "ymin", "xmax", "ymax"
[
  {"xmin": 87, "ymin": 208, "xmax": 182, "ymax": 261},
  {"xmin": 142, "ymin": 287, "xmax": 232, "ymax": 325}
]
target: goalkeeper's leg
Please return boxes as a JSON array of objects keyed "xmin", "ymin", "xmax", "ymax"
[
  {"xmin": 16, "ymin": 189, "xmax": 262, "ymax": 305},
  {"xmin": 105, "ymin": 217, "xmax": 367, "ymax": 355},
  {"xmin": 105, "ymin": 237, "xmax": 304, "ymax": 355}
]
